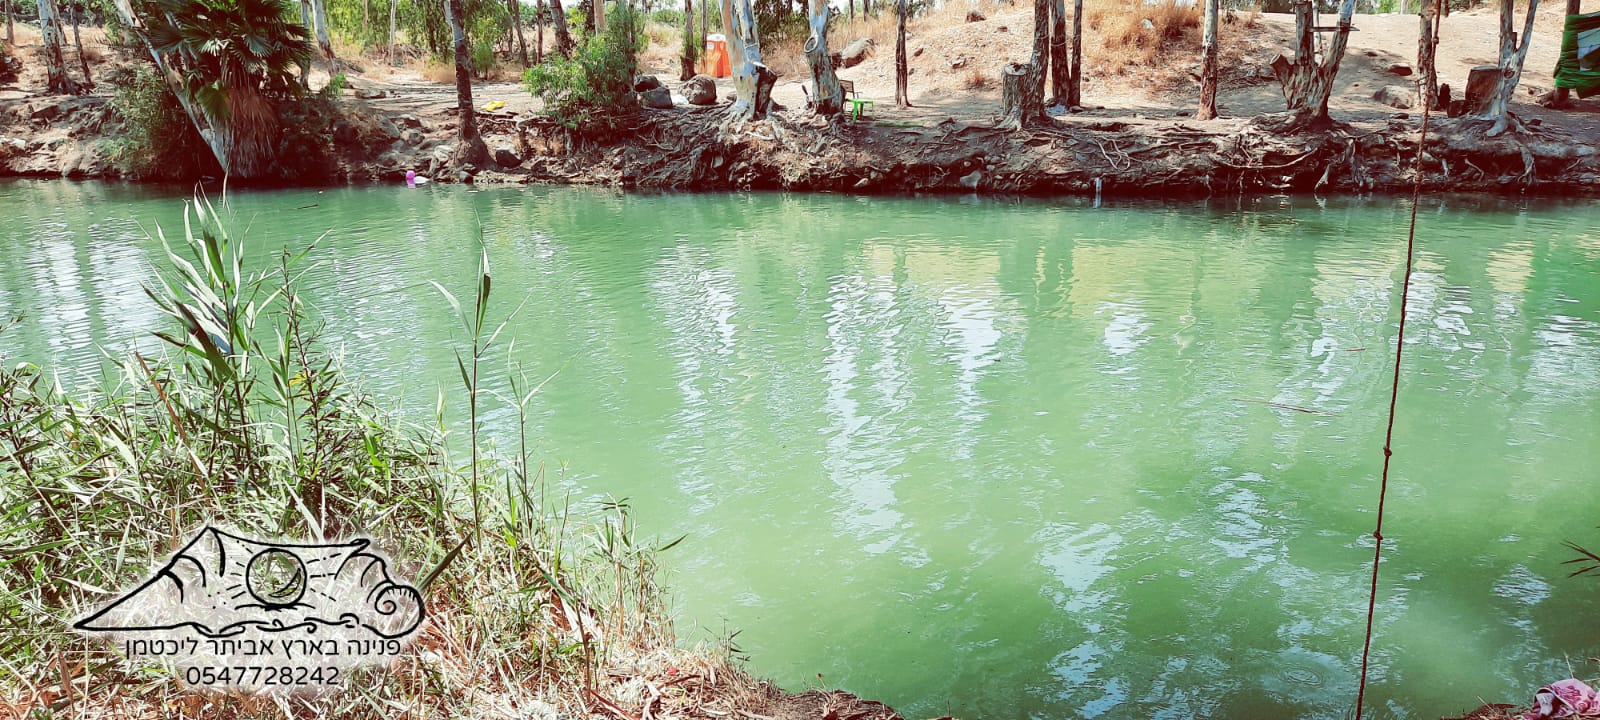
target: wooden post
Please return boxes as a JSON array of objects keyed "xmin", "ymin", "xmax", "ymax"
[{"xmin": 1197, "ymin": 0, "xmax": 1218, "ymax": 118}]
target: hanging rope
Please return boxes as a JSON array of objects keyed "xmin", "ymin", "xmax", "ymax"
[{"xmin": 1353, "ymin": 2, "xmax": 1441, "ymax": 717}]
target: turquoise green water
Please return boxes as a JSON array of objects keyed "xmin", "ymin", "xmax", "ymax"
[{"xmin": 4, "ymin": 179, "xmax": 1600, "ymax": 719}]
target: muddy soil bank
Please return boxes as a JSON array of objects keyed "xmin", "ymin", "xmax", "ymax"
[{"xmin": 3, "ymin": 90, "xmax": 1597, "ymax": 199}]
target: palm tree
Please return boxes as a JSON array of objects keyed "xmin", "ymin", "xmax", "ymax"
[{"xmin": 139, "ymin": 0, "xmax": 314, "ymax": 176}]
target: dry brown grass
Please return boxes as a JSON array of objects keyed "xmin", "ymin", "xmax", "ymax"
[
  {"xmin": 963, "ymin": 66, "xmax": 990, "ymax": 89},
  {"xmin": 1084, "ymin": 0, "xmax": 1201, "ymax": 74}
]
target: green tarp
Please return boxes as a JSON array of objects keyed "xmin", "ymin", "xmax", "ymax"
[{"xmin": 1554, "ymin": 10, "xmax": 1600, "ymax": 99}]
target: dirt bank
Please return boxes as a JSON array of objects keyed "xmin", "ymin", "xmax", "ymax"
[{"xmin": 4, "ymin": 86, "xmax": 1598, "ymax": 199}]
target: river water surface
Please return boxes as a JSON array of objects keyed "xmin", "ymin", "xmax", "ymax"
[{"xmin": 4, "ymin": 180, "xmax": 1599, "ymax": 719}]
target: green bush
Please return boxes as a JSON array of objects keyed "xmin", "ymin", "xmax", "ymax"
[
  {"xmin": 651, "ymin": 7, "xmax": 682, "ymax": 25},
  {"xmin": 523, "ymin": 3, "xmax": 644, "ymax": 132},
  {"xmin": 104, "ymin": 63, "xmax": 222, "ymax": 180}
]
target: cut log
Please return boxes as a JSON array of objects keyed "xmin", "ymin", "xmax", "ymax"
[
  {"xmin": 999, "ymin": 61, "xmax": 1043, "ymax": 129},
  {"xmin": 1464, "ymin": 64, "xmax": 1502, "ymax": 116}
]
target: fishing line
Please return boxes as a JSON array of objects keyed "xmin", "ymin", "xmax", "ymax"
[{"xmin": 1353, "ymin": 0, "xmax": 1440, "ymax": 716}]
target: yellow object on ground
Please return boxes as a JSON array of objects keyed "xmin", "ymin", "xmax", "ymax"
[{"xmin": 480, "ymin": 100, "xmax": 506, "ymax": 112}]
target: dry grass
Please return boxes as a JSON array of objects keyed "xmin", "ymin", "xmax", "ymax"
[
  {"xmin": 963, "ymin": 66, "xmax": 990, "ymax": 89},
  {"xmin": 1084, "ymin": 0, "xmax": 1201, "ymax": 74},
  {"xmin": 0, "ymin": 200, "xmax": 776, "ymax": 720}
]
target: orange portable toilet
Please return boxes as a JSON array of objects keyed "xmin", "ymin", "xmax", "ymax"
[{"xmin": 705, "ymin": 33, "xmax": 731, "ymax": 78}]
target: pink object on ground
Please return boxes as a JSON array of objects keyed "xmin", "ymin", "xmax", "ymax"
[
  {"xmin": 405, "ymin": 170, "xmax": 417, "ymax": 187},
  {"xmin": 1524, "ymin": 679, "xmax": 1600, "ymax": 720}
]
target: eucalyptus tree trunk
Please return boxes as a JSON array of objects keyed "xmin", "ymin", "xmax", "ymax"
[
  {"xmin": 1418, "ymin": 0, "xmax": 1438, "ymax": 107},
  {"xmin": 805, "ymin": 0, "xmax": 843, "ymax": 116},
  {"xmin": 1067, "ymin": 0, "xmax": 1081, "ymax": 106},
  {"xmin": 550, "ymin": 0, "xmax": 573, "ymax": 57},
  {"xmin": 5, "ymin": 0, "xmax": 12, "ymax": 45},
  {"xmin": 1197, "ymin": 0, "xmax": 1218, "ymax": 118},
  {"xmin": 895, "ymin": 0, "xmax": 910, "ymax": 107},
  {"xmin": 71, "ymin": 2, "xmax": 91, "ymax": 86},
  {"xmin": 999, "ymin": 0, "xmax": 1048, "ymax": 129},
  {"xmin": 446, "ymin": 0, "xmax": 489, "ymax": 165},
  {"xmin": 107, "ymin": 0, "xmax": 231, "ymax": 173},
  {"xmin": 536, "ymin": 0, "xmax": 544, "ymax": 63},
  {"xmin": 388, "ymin": 0, "xmax": 399, "ymax": 64},
  {"xmin": 681, "ymin": 0, "xmax": 695, "ymax": 80},
  {"xmin": 593, "ymin": 0, "xmax": 605, "ymax": 34},
  {"xmin": 509, "ymin": 0, "xmax": 529, "ymax": 66},
  {"xmin": 37, "ymin": 0, "xmax": 82, "ymax": 95},
  {"xmin": 1472, "ymin": 0, "xmax": 1538, "ymax": 135},
  {"xmin": 311, "ymin": 0, "xmax": 336, "ymax": 61},
  {"xmin": 722, "ymin": 0, "xmax": 774, "ymax": 119},
  {"xmin": 1272, "ymin": 0, "xmax": 1356, "ymax": 127},
  {"xmin": 1048, "ymin": 0, "xmax": 1066, "ymax": 104}
]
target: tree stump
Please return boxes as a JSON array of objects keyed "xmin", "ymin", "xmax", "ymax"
[
  {"xmin": 1463, "ymin": 64, "xmax": 1503, "ymax": 116},
  {"xmin": 999, "ymin": 61, "xmax": 1042, "ymax": 129},
  {"xmin": 749, "ymin": 62, "xmax": 777, "ymax": 119}
]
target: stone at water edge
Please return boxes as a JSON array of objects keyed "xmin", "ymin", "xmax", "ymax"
[
  {"xmin": 640, "ymin": 87, "xmax": 674, "ymax": 109},
  {"xmin": 841, "ymin": 38, "xmax": 875, "ymax": 69},
  {"xmin": 684, "ymin": 75, "xmax": 718, "ymax": 106},
  {"xmin": 959, "ymin": 171, "xmax": 982, "ymax": 189},
  {"xmin": 1385, "ymin": 62, "xmax": 1413, "ymax": 77},
  {"xmin": 634, "ymin": 75, "xmax": 663, "ymax": 93},
  {"xmin": 1374, "ymin": 85, "xmax": 1415, "ymax": 110},
  {"xmin": 494, "ymin": 148, "xmax": 522, "ymax": 168}
]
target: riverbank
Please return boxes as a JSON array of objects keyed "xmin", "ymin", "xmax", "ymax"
[{"xmin": 3, "ymin": 83, "xmax": 1600, "ymax": 197}]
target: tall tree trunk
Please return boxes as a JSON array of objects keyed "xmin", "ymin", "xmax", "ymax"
[
  {"xmin": 999, "ymin": 0, "xmax": 1048, "ymax": 129},
  {"xmin": 37, "ymin": 0, "xmax": 81, "ymax": 95},
  {"xmin": 447, "ymin": 0, "xmax": 489, "ymax": 165},
  {"xmin": 1067, "ymin": 0, "xmax": 1081, "ymax": 106},
  {"xmin": 363, "ymin": 0, "xmax": 371, "ymax": 37},
  {"xmin": 1271, "ymin": 0, "xmax": 1355, "ymax": 127},
  {"xmin": 71, "ymin": 3, "xmax": 91, "ymax": 87},
  {"xmin": 699, "ymin": 0, "xmax": 706, "ymax": 56},
  {"xmin": 107, "ymin": 0, "xmax": 231, "ymax": 173},
  {"xmin": 311, "ymin": 0, "xmax": 336, "ymax": 61},
  {"xmin": 510, "ymin": 0, "xmax": 529, "ymax": 65},
  {"xmin": 805, "ymin": 0, "xmax": 843, "ymax": 116},
  {"xmin": 895, "ymin": 0, "xmax": 910, "ymax": 107},
  {"xmin": 681, "ymin": 0, "xmax": 695, "ymax": 79},
  {"xmin": 388, "ymin": 0, "xmax": 399, "ymax": 64},
  {"xmin": 1473, "ymin": 0, "xmax": 1538, "ymax": 135},
  {"xmin": 1418, "ymin": 0, "xmax": 1439, "ymax": 108},
  {"xmin": 535, "ymin": 0, "xmax": 544, "ymax": 62},
  {"xmin": 1197, "ymin": 0, "xmax": 1218, "ymax": 118},
  {"xmin": 5, "ymin": 0, "xmax": 13, "ymax": 46},
  {"xmin": 1048, "ymin": 0, "xmax": 1066, "ymax": 104},
  {"xmin": 722, "ymin": 0, "xmax": 774, "ymax": 119},
  {"xmin": 550, "ymin": 0, "xmax": 573, "ymax": 56},
  {"xmin": 849, "ymin": 0, "xmax": 853, "ymax": 19}
]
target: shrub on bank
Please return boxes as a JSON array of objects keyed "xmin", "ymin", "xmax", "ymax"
[
  {"xmin": 104, "ymin": 63, "xmax": 223, "ymax": 180},
  {"xmin": 0, "ymin": 198, "xmax": 740, "ymax": 718},
  {"xmin": 523, "ymin": 3, "xmax": 645, "ymax": 133}
]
